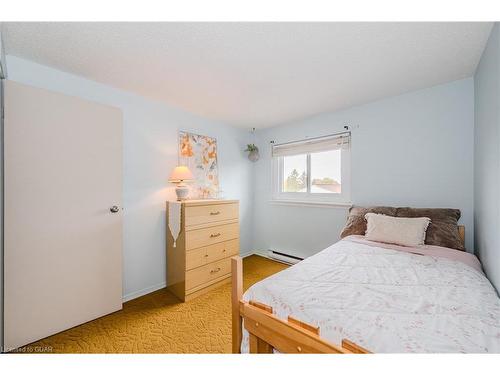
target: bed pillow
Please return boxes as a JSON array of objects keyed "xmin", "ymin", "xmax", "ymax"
[
  {"xmin": 365, "ymin": 213, "xmax": 431, "ymax": 247},
  {"xmin": 340, "ymin": 206, "xmax": 397, "ymax": 238},
  {"xmin": 396, "ymin": 207, "xmax": 464, "ymax": 251}
]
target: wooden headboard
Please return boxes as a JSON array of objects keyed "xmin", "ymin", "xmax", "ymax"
[{"xmin": 458, "ymin": 225, "xmax": 465, "ymax": 248}]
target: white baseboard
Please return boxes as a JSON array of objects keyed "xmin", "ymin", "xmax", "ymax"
[
  {"xmin": 122, "ymin": 281, "xmax": 167, "ymax": 303},
  {"xmin": 240, "ymin": 250, "xmax": 274, "ymax": 260},
  {"xmin": 252, "ymin": 250, "xmax": 270, "ymax": 258},
  {"xmin": 239, "ymin": 250, "xmax": 257, "ymax": 258}
]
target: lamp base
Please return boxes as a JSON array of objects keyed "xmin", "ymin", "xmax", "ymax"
[{"xmin": 175, "ymin": 184, "xmax": 190, "ymax": 201}]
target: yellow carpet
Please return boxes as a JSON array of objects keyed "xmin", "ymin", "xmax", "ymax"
[{"xmin": 21, "ymin": 255, "xmax": 288, "ymax": 353}]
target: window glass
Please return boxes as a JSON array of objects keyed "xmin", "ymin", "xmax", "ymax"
[
  {"xmin": 282, "ymin": 154, "xmax": 307, "ymax": 192},
  {"xmin": 310, "ymin": 150, "xmax": 341, "ymax": 194}
]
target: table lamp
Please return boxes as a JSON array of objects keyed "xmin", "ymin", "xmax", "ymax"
[{"xmin": 169, "ymin": 166, "xmax": 194, "ymax": 201}]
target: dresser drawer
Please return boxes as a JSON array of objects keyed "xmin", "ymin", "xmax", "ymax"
[
  {"xmin": 186, "ymin": 240, "xmax": 240, "ymax": 270},
  {"xmin": 185, "ymin": 246, "xmax": 208, "ymax": 270},
  {"xmin": 185, "ymin": 222, "xmax": 239, "ymax": 250},
  {"xmin": 206, "ymin": 238, "xmax": 239, "ymax": 263},
  {"xmin": 185, "ymin": 203, "xmax": 238, "ymax": 227},
  {"xmin": 185, "ymin": 258, "xmax": 231, "ymax": 291}
]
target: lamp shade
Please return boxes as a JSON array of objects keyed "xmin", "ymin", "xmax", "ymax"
[{"xmin": 169, "ymin": 166, "xmax": 194, "ymax": 182}]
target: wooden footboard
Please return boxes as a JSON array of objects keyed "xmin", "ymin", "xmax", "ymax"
[{"xmin": 231, "ymin": 256, "xmax": 370, "ymax": 354}]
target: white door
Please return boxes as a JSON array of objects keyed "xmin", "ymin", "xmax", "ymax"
[{"xmin": 3, "ymin": 80, "xmax": 123, "ymax": 350}]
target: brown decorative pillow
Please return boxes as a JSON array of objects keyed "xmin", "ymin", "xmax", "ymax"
[
  {"xmin": 396, "ymin": 208, "xmax": 464, "ymax": 251},
  {"xmin": 340, "ymin": 206, "xmax": 397, "ymax": 238}
]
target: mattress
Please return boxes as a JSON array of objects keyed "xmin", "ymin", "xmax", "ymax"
[{"xmin": 241, "ymin": 236, "xmax": 500, "ymax": 353}]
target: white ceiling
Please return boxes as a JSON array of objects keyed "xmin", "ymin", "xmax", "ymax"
[{"xmin": 2, "ymin": 22, "xmax": 493, "ymax": 128}]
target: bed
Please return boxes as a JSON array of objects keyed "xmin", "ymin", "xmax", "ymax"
[{"xmin": 232, "ymin": 229, "xmax": 500, "ymax": 353}]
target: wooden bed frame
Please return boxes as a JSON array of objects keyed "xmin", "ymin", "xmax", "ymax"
[
  {"xmin": 231, "ymin": 256, "xmax": 370, "ymax": 354},
  {"xmin": 458, "ymin": 225, "xmax": 465, "ymax": 246},
  {"xmin": 231, "ymin": 225, "xmax": 465, "ymax": 354}
]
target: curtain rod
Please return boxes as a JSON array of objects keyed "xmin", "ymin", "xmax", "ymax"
[{"xmin": 270, "ymin": 127, "xmax": 351, "ymax": 147}]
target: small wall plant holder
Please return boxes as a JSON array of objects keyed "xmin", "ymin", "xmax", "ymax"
[{"xmin": 245, "ymin": 144, "xmax": 259, "ymax": 162}]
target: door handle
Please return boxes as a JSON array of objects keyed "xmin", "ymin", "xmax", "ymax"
[{"xmin": 110, "ymin": 205, "xmax": 120, "ymax": 213}]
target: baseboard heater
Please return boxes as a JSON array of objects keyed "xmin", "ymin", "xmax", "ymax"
[{"xmin": 267, "ymin": 250, "xmax": 304, "ymax": 265}]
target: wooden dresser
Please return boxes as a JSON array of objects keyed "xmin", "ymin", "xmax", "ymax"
[{"xmin": 166, "ymin": 199, "xmax": 239, "ymax": 302}]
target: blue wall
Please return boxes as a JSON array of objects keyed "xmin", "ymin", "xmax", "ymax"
[
  {"xmin": 253, "ymin": 78, "xmax": 475, "ymax": 257},
  {"xmin": 474, "ymin": 22, "xmax": 500, "ymax": 293}
]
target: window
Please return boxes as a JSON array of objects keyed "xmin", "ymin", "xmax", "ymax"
[{"xmin": 272, "ymin": 133, "xmax": 351, "ymax": 205}]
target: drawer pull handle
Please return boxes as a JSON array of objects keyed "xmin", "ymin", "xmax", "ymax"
[
  {"xmin": 210, "ymin": 233, "xmax": 221, "ymax": 238},
  {"xmin": 204, "ymin": 254, "xmax": 209, "ymax": 258},
  {"xmin": 210, "ymin": 211, "xmax": 221, "ymax": 216},
  {"xmin": 210, "ymin": 267, "xmax": 221, "ymax": 274}
]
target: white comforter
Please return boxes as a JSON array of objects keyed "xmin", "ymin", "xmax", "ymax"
[{"xmin": 241, "ymin": 237, "xmax": 500, "ymax": 353}]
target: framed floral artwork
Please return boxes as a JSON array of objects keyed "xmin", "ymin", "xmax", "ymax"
[{"xmin": 178, "ymin": 131, "xmax": 219, "ymax": 199}]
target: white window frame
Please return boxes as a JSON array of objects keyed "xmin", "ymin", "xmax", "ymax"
[{"xmin": 271, "ymin": 135, "xmax": 351, "ymax": 207}]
